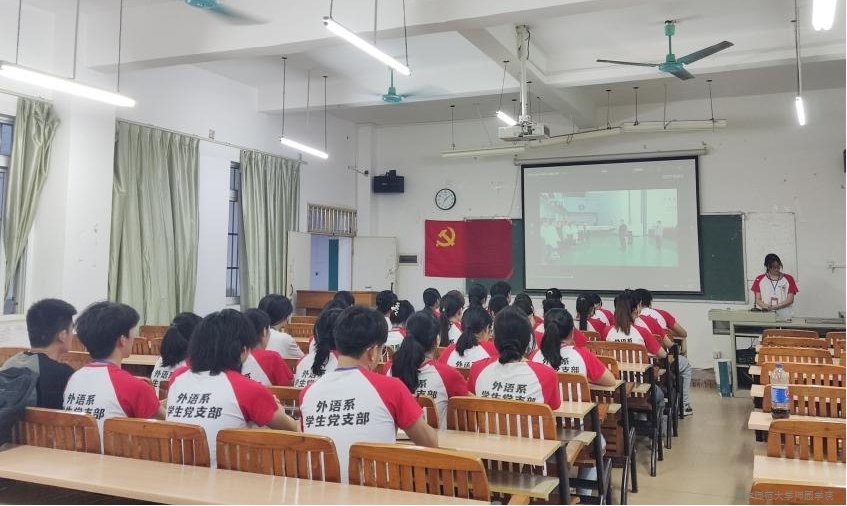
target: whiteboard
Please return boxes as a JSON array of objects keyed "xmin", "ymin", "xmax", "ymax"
[
  {"xmin": 0, "ymin": 314, "xmax": 28, "ymax": 347},
  {"xmin": 744, "ymin": 212, "xmax": 798, "ymax": 285},
  {"xmin": 352, "ymin": 237, "xmax": 397, "ymax": 292}
]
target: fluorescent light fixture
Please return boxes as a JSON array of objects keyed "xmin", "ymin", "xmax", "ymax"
[
  {"xmin": 323, "ymin": 17, "xmax": 411, "ymax": 76},
  {"xmin": 527, "ymin": 127, "xmax": 621, "ymax": 148},
  {"xmin": 812, "ymin": 0, "xmax": 837, "ymax": 30},
  {"xmin": 280, "ymin": 136, "xmax": 329, "ymax": 159},
  {"xmin": 496, "ymin": 110, "xmax": 518, "ymax": 126},
  {"xmin": 0, "ymin": 61, "xmax": 135, "ymax": 107},
  {"xmin": 794, "ymin": 96, "xmax": 806, "ymax": 126},
  {"xmin": 441, "ymin": 145, "xmax": 525, "ymax": 158},
  {"xmin": 621, "ymin": 119, "xmax": 727, "ymax": 132}
]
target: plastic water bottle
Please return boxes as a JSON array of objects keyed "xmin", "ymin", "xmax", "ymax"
[{"xmin": 770, "ymin": 363, "xmax": 790, "ymax": 419}]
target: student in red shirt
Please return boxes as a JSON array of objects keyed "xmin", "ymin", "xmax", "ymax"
[
  {"xmin": 422, "ymin": 288, "xmax": 441, "ymax": 319},
  {"xmin": 467, "ymin": 282, "xmax": 488, "ymax": 308},
  {"xmin": 513, "ymin": 293, "xmax": 543, "ymax": 352},
  {"xmin": 438, "ymin": 306, "xmax": 498, "ymax": 369},
  {"xmin": 241, "ymin": 309, "xmax": 294, "ymax": 386},
  {"xmin": 487, "ymin": 294, "xmax": 509, "ymax": 318},
  {"xmin": 387, "ymin": 300, "xmax": 414, "ymax": 349},
  {"xmin": 531, "ymin": 308, "xmax": 615, "ymax": 386},
  {"xmin": 294, "ymin": 306, "xmax": 343, "ymax": 388},
  {"xmin": 575, "ymin": 294, "xmax": 608, "ymax": 335},
  {"xmin": 151, "ymin": 312, "xmax": 201, "ymax": 394},
  {"xmin": 590, "ymin": 293, "xmax": 614, "ymax": 326},
  {"xmin": 438, "ymin": 292, "xmax": 463, "ymax": 346}
]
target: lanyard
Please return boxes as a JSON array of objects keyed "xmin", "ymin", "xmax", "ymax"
[{"xmin": 769, "ymin": 275, "xmax": 781, "ymax": 294}]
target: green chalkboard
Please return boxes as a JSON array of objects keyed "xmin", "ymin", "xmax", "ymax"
[{"xmin": 467, "ymin": 215, "xmax": 746, "ymax": 301}]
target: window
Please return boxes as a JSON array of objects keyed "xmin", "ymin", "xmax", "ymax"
[
  {"xmin": 0, "ymin": 115, "xmax": 23, "ymax": 314},
  {"xmin": 307, "ymin": 204, "xmax": 357, "ymax": 236},
  {"xmin": 226, "ymin": 162, "xmax": 241, "ymax": 302}
]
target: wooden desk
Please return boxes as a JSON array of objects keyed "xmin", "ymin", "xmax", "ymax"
[
  {"xmin": 751, "ymin": 384, "xmax": 764, "ymax": 399},
  {"xmin": 552, "ymin": 401, "xmax": 596, "ymax": 419},
  {"xmin": 121, "ymin": 354, "xmax": 159, "ymax": 367},
  {"xmin": 0, "ymin": 445, "xmax": 483, "ymax": 504},
  {"xmin": 295, "ymin": 290, "xmax": 378, "ymax": 316},
  {"xmin": 753, "ymin": 455, "xmax": 846, "ymax": 488},
  {"xmin": 749, "ymin": 365, "xmax": 762, "ymax": 377},
  {"xmin": 747, "ymin": 411, "xmax": 847, "ymax": 431},
  {"xmin": 617, "ymin": 362, "xmax": 651, "ymax": 374},
  {"xmin": 436, "ymin": 430, "xmax": 565, "ymax": 467}
]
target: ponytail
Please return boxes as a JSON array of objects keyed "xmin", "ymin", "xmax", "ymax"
[
  {"xmin": 575, "ymin": 294, "xmax": 594, "ymax": 332},
  {"xmin": 456, "ymin": 306, "xmax": 492, "ymax": 356},
  {"xmin": 438, "ymin": 293, "xmax": 462, "ymax": 346},
  {"xmin": 540, "ymin": 308, "xmax": 574, "ymax": 371},
  {"xmin": 160, "ymin": 312, "xmax": 201, "ymax": 367},
  {"xmin": 312, "ymin": 308, "xmax": 342, "ymax": 377},
  {"xmin": 392, "ymin": 311, "xmax": 439, "ymax": 393},
  {"xmin": 493, "ymin": 307, "xmax": 532, "ymax": 364},
  {"xmin": 613, "ymin": 291, "xmax": 638, "ymax": 334}
]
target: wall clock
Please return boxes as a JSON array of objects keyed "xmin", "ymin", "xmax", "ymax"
[{"xmin": 435, "ymin": 188, "xmax": 456, "ymax": 210}]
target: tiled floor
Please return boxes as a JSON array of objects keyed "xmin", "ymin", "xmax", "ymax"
[{"xmin": 606, "ymin": 384, "xmax": 754, "ymax": 505}]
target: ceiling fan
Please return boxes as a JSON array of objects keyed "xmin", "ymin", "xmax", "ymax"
[
  {"xmin": 183, "ymin": 0, "xmax": 266, "ymax": 25},
  {"xmin": 597, "ymin": 20, "xmax": 733, "ymax": 80},
  {"xmin": 381, "ymin": 69, "xmax": 409, "ymax": 103}
]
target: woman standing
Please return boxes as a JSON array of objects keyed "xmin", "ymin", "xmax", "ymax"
[{"xmin": 751, "ymin": 253, "xmax": 798, "ymax": 320}]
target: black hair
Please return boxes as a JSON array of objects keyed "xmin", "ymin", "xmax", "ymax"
[
  {"xmin": 160, "ymin": 312, "xmax": 201, "ymax": 367},
  {"xmin": 422, "ymin": 288, "xmax": 441, "ymax": 309},
  {"xmin": 542, "ymin": 298, "xmax": 565, "ymax": 315},
  {"xmin": 456, "ymin": 305, "xmax": 492, "ymax": 356},
  {"xmin": 613, "ymin": 292, "xmax": 639, "ymax": 334},
  {"xmin": 488, "ymin": 295, "xmax": 509, "ymax": 316},
  {"xmin": 26, "ymin": 298, "xmax": 77, "ymax": 348},
  {"xmin": 467, "ymin": 283, "xmax": 488, "ymax": 307},
  {"xmin": 392, "ymin": 311, "xmax": 439, "ymax": 393},
  {"xmin": 258, "ymin": 294, "xmax": 293, "ymax": 326},
  {"xmin": 389, "ymin": 300, "xmax": 415, "ymax": 325},
  {"xmin": 376, "ymin": 290, "xmax": 398, "ymax": 315},
  {"xmin": 75, "ymin": 302, "xmax": 139, "ymax": 360},
  {"xmin": 539, "ymin": 308, "xmax": 575, "ymax": 370},
  {"xmin": 575, "ymin": 294, "xmax": 594, "ymax": 331},
  {"xmin": 764, "ymin": 253, "xmax": 782, "ymax": 270},
  {"xmin": 333, "ymin": 305, "xmax": 388, "ymax": 357},
  {"xmin": 489, "ymin": 281, "xmax": 512, "ymax": 300},
  {"xmin": 512, "ymin": 293, "xmax": 535, "ymax": 317},
  {"xmin": 590, "ymin": 293, "xmax": 602, "ymax": 305},
  {"xmin": 445, "ymin": 289, "xmax": 466, "ymax": 308},
  {"xmin": 438, "ymin": 293, "xmax": 463, "ymax": 346},
  {"xmin": 545, "ymin": 288, "xmax": 562, "ymax": 300},
  {"xmin": 243, "ymin": 308, "xmax": 270, "ymax": 349},
  {"xmin": 493, "ymin": 307, "xmax": 532, "ymax": 364},
  {"xmin": 189, "ymin": 309, "xmax": 255, "ymax": 374},
  {"xmin": 312, "ymin": 307, "xmax": 343, "ymax": 377},
  {"xmin": 633, "ymin": 288, "xmax": 652, "ymax": 308},
  {"xmin": 333, "ymin": 290, "xmax": 355, "ymax": 307}
]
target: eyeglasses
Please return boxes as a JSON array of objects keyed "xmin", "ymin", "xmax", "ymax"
[{"xmin": 769, "ymin": 264, "xmax": 782, "ymax": 270}]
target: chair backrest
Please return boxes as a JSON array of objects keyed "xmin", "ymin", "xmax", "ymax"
[
  {"xmin": 290, "ymin": 315, "xmax": 318, "ymax": 325},
  {"xmin": 762, "ymin": 329, "xmax": 821, "ymax": 339},
  {"xmin": 216, "ymin": 428, "xmax": 340, "ymax": 482},
  {"xmin": 267, "ymin": 385, "xmax": 303, "ymax": 419},
  {"xmin": 758, "ymin": 347, "xmax": 833, "ymax": 365},
  {"xmin": 158, "ymin": 379, "xmax": 170, "ymax": 401},
  {"xmin": 762, "ymin": 384, "xmax": 845, "ymax": 418},
  {"xmin": 596, "ymin": 355, "xmax": 620, "ymax": 380},
  {"xmin": 131, "ymin": 337, "xmax": 150, "ymax": 355},
  {"xmin": 284, "ymin": 357, "xmax": 300, "ymax": 373},
  {"xmin": 433, "ymin": 346, "xmax": 446, "ymax": 360},
  {"xmin": 826, "ymin": 331, "xmax": 845, "ymax": 349},
  {"xmin": 68, "ymin": 334, "xmax": 87, "ymax": 352},
  {"xmin": 103, "ymin": 417, "xmax": 210, "ymax": 467},
  {"xmin": 416, "ymin": 395, "xmax": 439, "ymax": 429},
  {"xmin": 13, "ymin": 407, "xmax": 100, "ymax": 453},
  {"xmin": 0, "ymin": 346, "xmax": 29, "ymax": 364},
  {"xmin": 446, "ymin": 396, "xmax": 557, "ymax": 440},
  {"xmin": 348, "ymin": 442, "xmax": 490, "ymax": 501},
  {"xmin": 139, "ymin": 325, "xmax": 170, "ymax": 339},
  {"xmin": 760, "ymin": 363, "xmax": 845, "ymax": 387},
  {"xmin": 149, "ymin": 338, "xmax": 163, "ymax": 356},
  {"xmin": 582, "ymin": 330, "xmax": 601, "ymax": 342},
  {"xmin": 833, "ymin": 339, "xmax": 845, "ymax": 358},
  {"xmin": 285, "ymin": 323, "xmax": 313, "ymax": 339},
  {"xmin": 557, "ymin": 372, "xmax": 592, "ymax": 403},
  {"xmin": 454, "ymin": 367, "xmax": 470, "ymax": 380},
  {"xmin": 295, "ymin": 339, "xmax": 310, "ymax": 354},
  {"xmin": 766, "ymin": 419, "xmax": 845, "ymax": 463},
  {"xmin": 762, "ymin": 336, "xmax": 828, "ymax": 349},
  {"xmin": 750, "ymin": 480, "xmax": 846, "ymax": 505},
  {"xmin": 58, "ymin": 351, "xmax": 92, "ymax": 370},
  {"xmin": 380, "ymin": 345, "xmax": 395, "ymax": 363},
  {"xmin": 586, "ymin": 340, "xmax": 651, "ymax": 364}
]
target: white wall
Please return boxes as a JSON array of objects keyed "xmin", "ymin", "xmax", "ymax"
[{"xmin": 367, "ymin": 87, "xmax": 846, "ymax": 370}]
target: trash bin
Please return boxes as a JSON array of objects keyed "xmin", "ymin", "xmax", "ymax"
[{"xmin": 714, "ymin": 358, "xmax": 733, "ymax": 397}]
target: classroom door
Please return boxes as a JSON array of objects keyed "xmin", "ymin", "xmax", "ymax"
[
  {"xmin": 352, "ymin": 237, "xmax": 397, "ymax": 292},
  {"xmin": 286, "ymin": 231, "xmax": 312, "ymax": 298}
]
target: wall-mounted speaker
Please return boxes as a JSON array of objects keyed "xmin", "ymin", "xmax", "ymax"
[{"xmin": 372, "ymin": 171, "xmax": 405, "ymax": 193}]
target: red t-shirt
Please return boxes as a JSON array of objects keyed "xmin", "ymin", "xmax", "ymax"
[
  {"xmin": 528, "ymin": 344, "xmax": 608, "ymax": 383},
  {"xmin": 602, "ymin": 324, "xmax": 663, "ymax": 355},
  {"xmin": 467, "ymin": 358, "xmax": 561, "ymax": 409}
]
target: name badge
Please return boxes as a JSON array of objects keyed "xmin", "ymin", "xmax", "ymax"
[{"xmin": 769, "ymin": 296, "xmax": 779, "ymax": 306}]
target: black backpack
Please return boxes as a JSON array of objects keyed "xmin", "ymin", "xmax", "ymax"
[{"xmin": 0, "ymin": 367, "xmax": 38, "ymax": 445}]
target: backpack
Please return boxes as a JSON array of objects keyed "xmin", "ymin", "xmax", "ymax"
[{"xmin": 0, "ymin": 367, "xmax": 38, "ymax": 444}]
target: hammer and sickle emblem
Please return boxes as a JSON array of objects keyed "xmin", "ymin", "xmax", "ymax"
[{"xmin": 435, "ymin": 226, "xmax": 456, "ymax": 247}]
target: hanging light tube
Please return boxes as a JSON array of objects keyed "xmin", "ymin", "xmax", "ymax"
[
  {"xmin": 0, "ymin": 62, "xmax": 135, "ymax": 107},
  {"xmin": 793, "ymin": 0, "xmax": 806, "ymax": 126},
  {"xmin": 323, "ymin": 17, "xmax": 410, "ymax": 76},
  {"xmin": 812, "ymin": 0, "xmax": 837, "ymax": 30},
  {"xmin": 794, "ymin": 96, "xmax": 806, "ymax": 126},
  {"xmin": 280, "ymin": 136, "xmax": 329, "ymax": 159},
  {"xmin": 496, "ymin": 110, "xmax": 518, "ymax": 126},
  {"xmin": 621, "ymin": 120, "xmax": 727, "ymax": 132},
  {"xmin": 441, "ymin": 145, "xmax": 525, "ymax": 158}
]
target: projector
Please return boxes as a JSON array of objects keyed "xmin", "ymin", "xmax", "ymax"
[{"xmin": 498, "ymin": 123, "xmax": 550, "ymax": 142}]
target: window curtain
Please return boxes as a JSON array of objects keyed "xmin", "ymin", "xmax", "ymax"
[
  {"xmin": 108, "ymin": 122, "xmax": 199, "ymax": 324},
  {"xmin": 3, "ymin": 98, "xmax": 60, "ymax": 298},
  {"xmin": 239, "ymin": 150, "xmax": 300, "ymax": 308}
]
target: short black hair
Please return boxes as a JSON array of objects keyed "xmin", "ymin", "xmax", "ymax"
[
  {"xmin": 467, "ymin": 283, "xmax": 488, "ymax": 307},
  {"xmin": 333, "ymin": 305, "xmax": 388, "ymax": 358},
  {"xmin": 422, "ymin": 288, "xmax": 441, "ymax": 308},
  {"xmin": 764, "ymin": 253, "xmax": 782, "ymax": 270},
  {"xmin": 243, "ymin": 308, "xmax": 270, "ymax": 349},
  {"xmin": 489, "ymin": 281, "xmax": 512, "ymax": 299},
  {"xmin": 493, "ymin": 307, "xmax": 532, "ymax": 364},
  {"xmin": 75, "ymin": 301, "xmax": 139, "ymax": 359},
  {"xmin": 258, "ymin": 294, "xmax": 294, "ymax": 325},
  {"xmin": 633, "ymin": 288, "xmax": 652, "ymax": 307},
  {"xmin": 488, "ymin": 294, "xmax": 509, "ymax": 316},
  {"xmin": 376, "ymin": 290, "xmax": 398, "ymax": 314},
  {"xmin": 545, "ymin": 288, "xmax": 562, "ymax": 300},
  {"xmin": 189, "ymin": 309, "xmax": 255, "ymax": 374},
  {"xmin": 160, "ymin": 312, "xmax": 201, "ymax": 367},
  {"xmin": 333, "ymin": 291, "xmax": 355, "ymax": 307},
  {"xmin": 512, "ymin": 293, "xmax": 535, "ymax": 316},
  {"xmin": 26, "ymin": 298, "xmax": 77, "ymax": 348}
]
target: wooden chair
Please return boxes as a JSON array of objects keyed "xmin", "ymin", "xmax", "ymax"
[
  {"xmin": 757, "ymin": 347, "xmax": 833, "ymax": 365},
  {"xmin": 284, "ymin": 357, "xmax": 300, "ymax": 374},
  {"xmin": 759, "ymin": 362, "xmax": 845, "ymax": 387},
  {"xmin": 12, "ymin": 407, "xmax": 100, "ymax": 453},
  {"xmin": 295, "ymin": 339, "xmax": 311, "ymax": 354},
  {"xmin": 0, "ymin": 346, "xmax": 28, "ymax": 363},
  {"xmin": 455, "ymin": 367, "xmax": 470, "ymax": 380},
  {"xmin": 834, "ymin": 339, "xmax": 846, "ymax": 359},
  {"xmin": 380, "ymin": 345, "xmax": 395, "ymax": 363},
  {"xmin": 149, "ymin": 338, "xmax": 163, "ymax": 356},
  {"xmin": 103, "ymin": 418, "xmax": 210, "ymax": 467},
  {"xmin": 762, "ymin": 329, "xmax": 820, "ymax": 339},
  {"xmin": 583, "ymin": 330, "xmax": 601, "ymax": 342},
  {"xmin": 158, "ymin": 379, "xmax": 170, "ymax": 401},
  {"xmin": 587, "ymin": 341, "xmax": 651, "ymax": 366},
  {"xmin": 416, "ymin": 395, "xmax": 439, "ymax": 429},
  {"xmin": 762, "ymin": 384, "xmax": 845, "ymax": 418},
  {"xmin": 58, "ymin": 351, "xmax": 91, "ymax": 370},
  {"xmin": 761, "ymin": 336, "xmax": 828, "ymax": 349},
  {"xmin": 349, "ymin": 442, "xmax": 491, "ymax": 501},
  {"xmin": 434, "ymin": 346, "xmax": 447, "ymax": 360},
  {"xmin": 826, "ymin": 331, "xmax": 845, "ymax": 349},
  {"xmin": 290, "ymin": 315, "xmax": 318, "ymax": 325},
  {"xmin": 267, "ymin": 385, "xmax": 303, "ymax": 419},
  {"xmin": 766, "ymin": 419, "xmax": 845, "ymax": 463},
  {"xmin": 68, "ymin": 334, "xmax": 88, "ymax": 352},
  {"xmin": 285, "ymin": 323, "xmax": 314, "ymax": 339},
  {"xmin": 131, "ymin": 337, "xmax": 150, "ymax": 355},
  {"xmin": 750, "ymin": 481, "xmax": 846, "ymax": 505},
  {"xmin": 216, "ymin": 429, "xmax": 340, "ymax": 482},
  {"xmin": 139, "ymin": 325, "xmax": 170, "ymax": 339}
]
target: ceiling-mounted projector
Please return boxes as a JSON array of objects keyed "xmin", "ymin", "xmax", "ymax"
[{"xmin": 498, "ymin": 123, "xmax": 550, "ymax": 142}]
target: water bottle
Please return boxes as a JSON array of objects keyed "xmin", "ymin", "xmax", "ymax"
[{"xmin": 770, "ymin": 362, "xmax": 790, "ymax": 419}]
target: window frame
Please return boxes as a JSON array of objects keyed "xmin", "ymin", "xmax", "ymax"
[{"xmin": 225, "ymin": 161, "xmax": 241, "ymax": 305}]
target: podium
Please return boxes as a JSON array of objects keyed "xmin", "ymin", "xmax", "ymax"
[{"xmin": 295, "ymin": 290, "xmax": 378, "ymax": 316}]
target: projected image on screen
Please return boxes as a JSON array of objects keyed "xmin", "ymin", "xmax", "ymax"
[
  {"xmin": 523, "ymin": 157, "xmax": 702, "ymax": 294},
  {"xmin": 539, "ymin": 189, "xmax": 680, "ymax": 267}
]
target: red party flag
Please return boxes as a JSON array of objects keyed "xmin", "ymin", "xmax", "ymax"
[{"xmin": 424, "ymin": 219, "xmax": 513, "ymax": 278}]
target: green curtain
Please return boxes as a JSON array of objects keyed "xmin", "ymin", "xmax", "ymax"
[
  {"xmin": 3, "ymin": 98, "xmax": 60, "ymax": 297},
  {"xmin": 240, "ymin": 150, "xmax": 300, "ymax": 308},
  {"xmin": 108, "ymin": 122, "xmax": 199, "ymax": 324}
]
